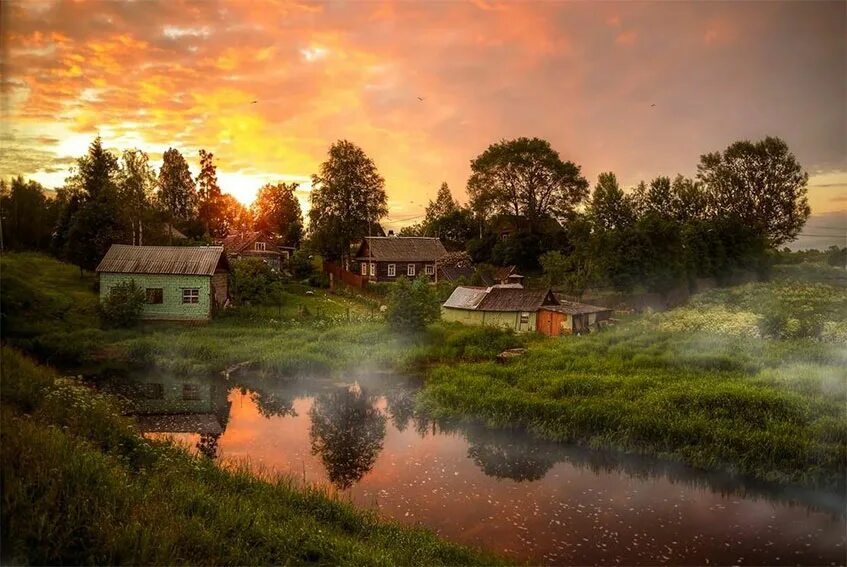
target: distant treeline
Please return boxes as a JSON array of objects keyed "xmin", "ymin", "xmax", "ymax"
[{"xmin": 0, "ymin": 134, "xmax": 827, "ymax": 294}]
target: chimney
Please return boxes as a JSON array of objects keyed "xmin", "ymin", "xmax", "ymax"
[{"xmin": 387, "ymin": 229, "xmax": 395, "ymax": 237}]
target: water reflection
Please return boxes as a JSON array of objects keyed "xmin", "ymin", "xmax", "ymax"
[
  {"xmin": 98, "ymin": 371, "xmax": 845, "ymax": 565},
  {"xmin": 308, "ymin": 384, "xmax": 387, "ymax": 489}
]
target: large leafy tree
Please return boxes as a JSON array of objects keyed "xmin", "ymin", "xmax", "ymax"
[
  {"xmin": 252, "ymin": 182, "xmax": 304, "ymax": 246},
  {"xmin": 309, "ymin": 140, "xmax": 387, "ymax": 262},
  {"xmin": 219, "ymin": 193, "xmax": 253, "ymax": 235},
  {"xmin": 587, "ymin": 172, "xmax": 635, "ymax": 231},
  {"xmin": 118, "ymin": 149, "xmax": 156, "ymax": 245},
  {"xmin": 157, "ymin": 147, "xmax": 196, "ymax": 242},
  {"xmin": 697, "ymin": 136, "xmax": 810, "ymax": 246},
  {"xmin": 425, "ymin": 182, "xmax": 458, "ymax": 222},
  {"xmin": 419, "ymin": 182, "xmax": 474, "ymax": 249},
  {"xmin": 196, "ymin": 149, "xmax": 226, "ymax": 237},
  {"xmin": 467, "ymin": 137, "xmax": 589, "ymax": 233},
  {"xmin": 0, "ymin": 177, "xmax": 58, "ymax": 250}
]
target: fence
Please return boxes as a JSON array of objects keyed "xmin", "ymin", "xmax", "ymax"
[{"xmin": 323, "ymin": 261, "xmax": 367, "ymax": 288}]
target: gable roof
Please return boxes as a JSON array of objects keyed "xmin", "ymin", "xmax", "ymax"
[
  {"xmin": 438, "ymin": 264, "xmax": 475, "ymax": 282},
  {"xmin": 355, "ymin": 236, "xmax": 447, "ymax": 262},
  {"xmin": 443, "ymin": 286, "xmax": 558, "ymax": 312},
  {"xmin": 221, "ymin": 231, "xmax": 282, "ymax": 255},
  {"xmin": 96, "ymin": 245, "xmax": 228, "ymax": 276}
]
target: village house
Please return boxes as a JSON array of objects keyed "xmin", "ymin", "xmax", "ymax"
[
  {"xmin": 220, "ymin": 231, "xmax": 294, "ymax": 271},
  {"xmin": 442, "ymin": 285, "xmax": 612, "ymax": 335},
  {"xmin": 96, "ymin": 245, "xmax": 230, "ymax": 321},
  {"xmin": 354, "ymin": 236, "xmax": 447, "ymax": 283}
]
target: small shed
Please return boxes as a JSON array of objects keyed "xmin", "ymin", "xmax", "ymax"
[
  {"xmin": 442, "ymin": 286, "xmax": 559, "ymax": 333},
  {"xmin": 96, "ymin": 245, "xmax": 230, "ymax": 321},
  {"xmin": 538, "ymin": 300, "xmax": 614, "ymax": 336}
]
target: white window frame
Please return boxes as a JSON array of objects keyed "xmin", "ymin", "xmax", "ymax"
[
  {"xmin": 369, "ymin": 262, "xmax": 376, "ymax": 276},
  {"xmin": 387, "ymin": 263, "xmax": 396, "ymax": 277},
  {"xmin": 425, "ymin": 264, "xmax": 435, "ymax": 275},
  {"xmin": 254, "ymin": 242, "xmax": 266, "ymax": 251},
  {"xmin": 361, "ymin": 262, "xmax": 368, "ymax": 275},
  {"xmin": 182, "ymin": 288, "xmax": 200, "ymax": 304},
  {"xmin": 407, "ymin": 264, "xmax": 416, "ymax": 277}
]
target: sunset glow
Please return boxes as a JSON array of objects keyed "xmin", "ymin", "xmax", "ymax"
[{"xmin": 2, "ymin": 0, "xmax": 845, "ymax": 227}]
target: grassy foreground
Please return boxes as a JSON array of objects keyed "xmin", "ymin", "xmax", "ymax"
[
  {"xmin": 0, "ymin": 347, "xmax": 499, "ymax": 565},
  {"xmin": 420, "ymin": 280, "xmax": 847, "ymax": 489}
]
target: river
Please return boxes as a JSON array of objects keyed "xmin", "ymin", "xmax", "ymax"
[{"xmin": 101, "ymin": 372, "xmax": 846, "ymax": 565}]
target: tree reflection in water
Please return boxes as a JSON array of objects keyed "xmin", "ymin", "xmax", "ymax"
[
  {"xmin": 249, "ymin": 387, "xmax": 298, "ymax": 419},
  {"xmin": 465, "ymin": 425, "xmax": 557, "ymax": 482},
  {"xmin": 309, "ymin": 384, "xmax": 387, "ymax": 490}
]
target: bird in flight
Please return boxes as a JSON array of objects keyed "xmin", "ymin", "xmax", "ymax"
[
  {"xmin": 417, "ymin": 96, "xmax": 425, "ymax": 102},
  {"xmin": 650, "ymin": 103, "xmax": 656, "ymax": 107},
  {"xmin": 251, "ymin": 100, "xmax": 258, "ymax": 104}
]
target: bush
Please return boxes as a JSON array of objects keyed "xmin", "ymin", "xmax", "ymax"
[
  {"xmin": 289, "ymin": 249, "xmax": 315, "ymax": 280},
  {"xmin": 99, "ymin": 280, "xmax": 145, "ymax": 328},
  {"xmin": 231, "ymin": 258, "xmax": 282, "ymax": 305},
  {"xmin": 386, "ymin": 277, "xmax": 440, "ymax": 332}
]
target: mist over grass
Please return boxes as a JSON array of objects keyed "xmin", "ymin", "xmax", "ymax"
[{"xmin": 419, "ymin": 279, "xmax": 847, "ymax": 489}]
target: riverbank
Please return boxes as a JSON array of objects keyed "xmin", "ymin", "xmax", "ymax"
[
  {"xmin": 0, "ymin": 346, "xmax": 500, "ymax": 565},
  {"xmin": 3, "ymin": 252, "xmax": 845, "ymax": 491}
]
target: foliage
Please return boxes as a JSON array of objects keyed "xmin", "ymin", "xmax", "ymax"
[
  {"xmin": 218, "ymin": 193, "xmax": 253, "ymax": 235},
  {"xmin": 697, "ymin": 136, "xmax": 810, "ymax": 246},
  {"xmin": 467, "ymin": 137, "xmax": 589, "ymax": 232},
  {"xmin": 252, "ymin": 182, "xmax": 304, "ymax": 246},
  {"xmin": 289, "ymin": 248, "xmax": 315, "ymax": 280},
  {"xmin": 309, "ymin": 140, "xmax": 388, "ymax": 261},
  {"xmin": 385, "ymin": 277, "xmax": 441, "ymax": 333},
  {"xmin": 118, "ymin": 148, "xmax": 157, "ymax": 246},
  {"xmin": 539, "ymin": 250, "xmax": 568, "ymax": 286},
  {"xmin": 0, "ymin": 347, "xmax": 500, "ymax": 565},
  {"xmin": 0, "ymin": 176, "xmax": 59, "ymax": 251},
  {"xmin": 587, "ymin": 172, "xmax": 635, "ymax": 231},
  {"xmin": 196, "ymin": 149, "xmax": 227, "ymax": 238},
  {"xmin": 230, "ymin": 257, "xmax": 282, "ymax": 305},
  {"xmin": 157, "ymin": 147, "xmax": 196, "ymax": 239},
  {"xmin": 99, "ymin": 280, "xmax": 145, "ymax": 328}
]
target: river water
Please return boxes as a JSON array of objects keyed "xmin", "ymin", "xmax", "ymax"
[{"xmin": 103, "ymin": 372, "xmax": 846, "ymax": 565}]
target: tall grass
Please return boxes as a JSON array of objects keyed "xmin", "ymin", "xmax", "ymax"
[{"xmin": 0, "ymin": 347, "xmax": 500, "ymax": 565}]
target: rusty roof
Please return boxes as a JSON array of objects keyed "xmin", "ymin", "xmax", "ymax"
[
  {"xmin": 542, "ymin": 300, "xmax": 614, "ymax": 315},
  {"xmin": 444, "ymin": 286, "xmax": 558, "ymax": 312},
  {"xmin": 96, "ymin": 245, "xmax": 227, "ymax": 275},
  {"xmin": 355, "ymin": 236, "xmax": 447, "ymax": 262}
]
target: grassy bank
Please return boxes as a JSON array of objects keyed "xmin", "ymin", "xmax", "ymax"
[
  {"xmin": 420, "ymin": 280, "xmax": 847, "ymax": 489},
  {"xmin": 1, "ymin": 252, "xmax": 524, "ymax": 376},
  {"xmin": 0, "ymin": 347, "xmax": 499, "ymax": 565}
]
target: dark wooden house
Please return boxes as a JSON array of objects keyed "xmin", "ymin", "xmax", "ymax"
[
  {"xmin": 220, "ymin": 231, "xmax": 294, "ymax": 271},
  {"xmin": 354, "ymin": 236, "xmax": 447, "ymax": 283}
]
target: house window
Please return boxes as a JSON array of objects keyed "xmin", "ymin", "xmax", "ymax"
[
  {"xmin": 425, "ymin": 264, "xmax": 435, "ymax": 275},
  {"xmin": 254, "ymin": 242, "xmax": 266, "ymax": 251},
  {"xmin": 387, "ymin": 264, "xmax": 396, "ymax": 277},
  {"xmin": 140, "ymin": 383, "xmax": 164, "ymax": 400},
  {"xmin": 145, "ymin": 288, "xmax": 163, "ymax": 304},
  {"xmin": 370, "ymin": 262, "xmax": 376, "ymax": 276},
  {"xmin": 182, "ymin": 384, "xmax": 200, "ymax": 401},
  {"xmin": 500, "ymin": 232, "xmax": 509, "ymax": 241},
  {"xmin": 361, "ymin": 262, "xmax": 368, "ymax": 275},
  {"xmin": 407, "ymin": 264, "xmax": 416, "ymax": 276},
  {"xmin": 520, "ymin": 312, "xmax": 530, "ymax": 325},
  {"xmin": 182, "ymin": 288, "xmax": 200, "ymax": 304}
]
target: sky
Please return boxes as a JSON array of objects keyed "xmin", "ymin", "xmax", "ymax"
[{"xmin": 2, "ymin": 0, "xmax": 845, "ymax": 242}]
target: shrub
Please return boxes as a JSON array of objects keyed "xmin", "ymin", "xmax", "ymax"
[
  {"xmin": 386, "ymin": 277, "xmax": 440, "ymax": 332},
  {"xmin": 289, "ymin": 249, "xmax": 314, "ymax": 280},
  {"xmin": 99, "ymin": 280, "xmax": 145, "ymax": 328},
  {"xmin": 231, "ymin": 258, "xmax": 282, "ymax": 305}
]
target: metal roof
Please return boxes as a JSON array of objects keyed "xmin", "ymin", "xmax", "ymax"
[
  {"xmin": 542, "ymin": 300, "xmax": 614, "ymax": 315},
  {"xmin": 443, "ymin": 286, "xmax": 489, "ymax": 309},
  {"xmin": 96, "ymin": 245, "xmax": 227, "ymax": 276},
  {"xmin": 355, "ymin": 236, "xmax": 447, "ymax": 262},
  {"xmin": 443, "ymin": 286, "xmax": 558, "ymax": 312}
]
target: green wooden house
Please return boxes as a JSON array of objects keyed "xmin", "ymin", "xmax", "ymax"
[{"xmin": 96, "ymin": 245, "xmax": 230, "ymax": 321}]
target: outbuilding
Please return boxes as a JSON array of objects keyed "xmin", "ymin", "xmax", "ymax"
[{"xmin": 96, "ymin": 245, "xmax": 230, "ymax": 321}]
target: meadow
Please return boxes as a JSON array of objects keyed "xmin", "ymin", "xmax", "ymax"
[{"xmin": 420, "ymin": 279, "xmax": 847, "ymax": 488}]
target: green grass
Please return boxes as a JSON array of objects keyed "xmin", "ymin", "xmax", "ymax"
[
  {"xmin": 0, "ymin": 347, "xmax": 500, "ymax": 565},
  {"xmin": 419, "ymin": 279, "xmax": 847, "ymax": 489}
]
